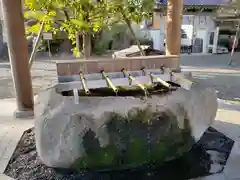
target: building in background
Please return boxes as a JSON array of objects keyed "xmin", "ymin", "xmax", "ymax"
[{"xmin": 141, "ymin": 0, "xmax": 230, "ymax": 54}]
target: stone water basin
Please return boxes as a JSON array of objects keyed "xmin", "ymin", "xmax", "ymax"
[{"xmin": 34, "ymin": 82, "xmax": 217, "ymax": 170}]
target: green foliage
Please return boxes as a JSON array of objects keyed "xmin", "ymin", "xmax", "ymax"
[
  {"xmin": 124, "ymin": 137, "xmax": 148, "ymax": 165},
  {"xmin": 72, "ymin": 46, "xmax": 81, "ymax": 57},
  {"xmin": 93, "ymin": 39, "xmax": 109, "ymax": 55},
  {"xmin": 71, "ymin": 145, "xmax": 120, "ymax": 169},
  {"xmin": 108, "ymin": 0, "xmax": 154, "ymax": 23},
  {"xmin": 24, "ymin": 0, "xmax": 110, "ymax": 56},
  {"xmin": 106, "ymin": 0, "xmax": 154, "ymax": 55},
  {"xmin": 93, "ymin": 24, "xmax": 129, "ymax": 54},
  {"xmin": 24, "ymin": 0, "xmax": 154, "ymax": 57}
]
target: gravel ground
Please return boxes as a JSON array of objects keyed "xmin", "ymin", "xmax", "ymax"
[
  {"xmin": 0, "ymin": 60, "xmax": 57, "ymax": 99},
  {"xmin": 4, "ymin": 127, "xmax": 234, "ymax": 180}
]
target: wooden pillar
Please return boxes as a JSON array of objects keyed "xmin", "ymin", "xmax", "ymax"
[
  {"xmin": 2, "ymin": 0, "xmax": 34, "ymax": 118},
  {"xmin": 166, "ymin": 0, "xmax": 184, "ymax": 56}
]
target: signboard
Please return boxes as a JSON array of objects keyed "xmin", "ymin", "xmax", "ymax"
[{"xmin": 43, "ymin": 32, "xmax": 53, "ymax": 40}]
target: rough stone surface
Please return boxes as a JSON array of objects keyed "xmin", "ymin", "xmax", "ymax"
[{"xmin": 34, "ymin": 83, "xmax": 218, "ymax": 169}]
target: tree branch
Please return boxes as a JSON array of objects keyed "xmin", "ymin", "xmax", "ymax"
[{"xmin": 63, "ymin": 9, "xmax": 70, "ymax": 21}]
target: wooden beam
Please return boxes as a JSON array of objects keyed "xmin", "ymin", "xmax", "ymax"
[{"xmin": 56, "ymin": 55, "xmax": 180, "ymax": 76}]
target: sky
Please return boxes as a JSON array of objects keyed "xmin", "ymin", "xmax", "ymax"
[{"xmin": 157, "ymin": 0, "xmax": 230, "ymax": 5}]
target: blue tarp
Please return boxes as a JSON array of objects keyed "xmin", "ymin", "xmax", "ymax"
[{"xmin": 156, "ymin": 0, "xmax": 229, "ymax": 5}]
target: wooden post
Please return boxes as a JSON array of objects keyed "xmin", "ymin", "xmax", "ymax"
[
  {"xmin": 229, "ymin": 22, "xmax": 240, "ymax": 66},
  {"xmin": 166, "ymin": 0, "xmax": 184, "ymax": 56},
  {"xmin": 2, "ymin": 0, "xmax": 34, "ymax": 118}
]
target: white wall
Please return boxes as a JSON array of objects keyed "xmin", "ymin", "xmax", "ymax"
[
  {"xmin": 181, "ymin": 24, "xmax": 193, "ymax": 46},
  {"xmin": 192, "ymin": 15, "xmax": 215, "ymax": 32},
  {"xmin": 132, "ymin": 14, "xmax": 217, "ymax": 53},
  {"xmin": 149, "ymin": 14, "xmax": 217, "ymax": 52},
  {"xmin": 149, "ymin": 30, "xmax": 165, "ymax": 51},
  {"xmin": 191, "ymin": 16, "xmax": 216, "ymax": 53}
]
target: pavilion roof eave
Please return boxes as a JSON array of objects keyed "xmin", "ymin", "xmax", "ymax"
[
  {"xmin": 154, "ymin": 4, "xmax": 223, "ymax": 9},
  {"xmin": 214, "ymin": 15, "xmax": 240, "ymax": 21},
  {"xmin": 154, "ymin": 5, "xmax": 222, "ymax": 14}
]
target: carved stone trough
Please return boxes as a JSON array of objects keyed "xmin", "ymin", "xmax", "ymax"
[{"xmin": 34, "ymin": 57, "xmax": 218, "ymax": 170}]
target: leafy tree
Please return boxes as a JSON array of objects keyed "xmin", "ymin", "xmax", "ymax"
[
  {"xmin": 108, "ymin": 0, "xmax": 155, "ymax": 56},
  {"xmin": 24, "ymin": 0, "xmax": 154, "ymax": 60},
  {"xmin": 24, "ymin": 0, "xmax": 110, "ymax": 59}
]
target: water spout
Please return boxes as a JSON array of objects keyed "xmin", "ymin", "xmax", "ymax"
[
  {"xmin": 122, "ymin": 69, "xmax": 148, "ymax": 96},
  {"xmin": 162, "ymin": 67, "xmax": 192, "ymax": 84},
  {"xmin": 142, "ymin": 68, "xmax": 171, "ymax": 88},
  {"xmin": 80, "ymin": 72, "xmax": 90, "ymax": 95},
  {"xmin": 101, "ymin": 70, "xmax": 118, "ymax": 95}
]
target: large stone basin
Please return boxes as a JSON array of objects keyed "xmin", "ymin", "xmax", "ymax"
[{"xmin": 34, "ymin": 83, "xmax": 217, "ymax": 169}]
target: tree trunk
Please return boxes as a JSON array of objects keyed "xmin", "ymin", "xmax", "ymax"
[
  {"xmin": 229, "ymin": 23, "xmax": 240, "ymax": 66},
  {"xmin": 121, "ymin": 12, "xmax": 145, "ymax": 56},
  {"xmin": 29, "ymin": 22, "xmax": 44, "ymax": 68},
  {"xmin": 82, "ymin": 32, "xmax": 91, "ymax": 59},
  {"xmin": 75, "ymin": 32, "xmax": 81, "ymax": 57}
]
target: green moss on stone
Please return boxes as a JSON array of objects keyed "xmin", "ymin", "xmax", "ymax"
[
  {"xmin": 72, "ymin": 145, "xmax": 120, "ymax": 169},
  {"xmin": 124, "ymin": 137, "xmax": 148, "ymax": 165},
  {"xmin": 150, "ymin": 142, "xmax": 167, "ymax": 162},
  {"xmin": 71, "ymin": 106, "xmax": 195, "ymax": 170}
]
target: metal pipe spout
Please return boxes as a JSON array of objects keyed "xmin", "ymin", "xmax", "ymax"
[
  {"xmin": 101, "ymin": 70, "xmax": 118, "ymax": 94},
  {"xmin": 122, "ymin": 69, "xmax": 148, "ymax": 94},
  {"xmin": 80, "ymin": 72, "xmax": 90, "ymax": 95},
  {"xmin": 142, "ymin": 68, "xmax": 171, "ymax": 88}
]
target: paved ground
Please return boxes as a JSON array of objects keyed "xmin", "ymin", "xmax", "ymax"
[
  {"xmin": 0, "ymin": 53, "xmax": 240, "ymax": 179},
  {"xmin": 0, "ymin": 59, "xmax": 57, "ymax": 99},
  {"xmin": 181, "ymin": 53, "xmax": 240, "ymax": 102}
]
